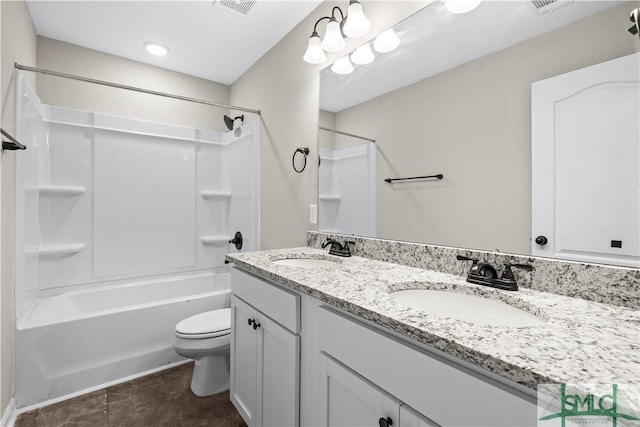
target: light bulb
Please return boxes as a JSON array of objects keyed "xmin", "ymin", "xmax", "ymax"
[
  {"xmin": 373, "ymin": 29, "xmax": 399, "ymax": 53},
  {"xmin": 303, "ymin": 33, "xmax": 327, "ymax": 64},
  {"xmin": 343, "ymin": 1, "xmax": 371, "ymax": 39},
  {"xmin": 144, "ymin": 42, "xmax": 168, "ymax": 57},
  {"xmin": 445, "ymin": 0, "xmax": 482, "ymax": 14},
  {"xmin": 321, "ymin": 18, "xmax": 346, "ymax": 52},
  {"xmin": 331, "ymin": 56, "xmax": 354, "ymax": 75},
  {"xmin": 350, "ymin": 44, "xmax": 375, "ymax": 65}
]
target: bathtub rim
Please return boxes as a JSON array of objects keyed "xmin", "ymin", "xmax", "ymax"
[{"xmin": 17, "ymin": 269, "xmax": 231, "ymax": 330}]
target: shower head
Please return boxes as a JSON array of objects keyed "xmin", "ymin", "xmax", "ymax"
[
  {"xmin": 224, "ymin": 114, "xmax": 245, "ymax": 131},
  {"xmin": 629, "ymin": 8, "xmax": 639, "ymax": 37}
]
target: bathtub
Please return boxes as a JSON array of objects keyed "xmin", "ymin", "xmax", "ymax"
[{"xmin": 14, "ymin": 269, "xmax": 231, "ymax": 408}]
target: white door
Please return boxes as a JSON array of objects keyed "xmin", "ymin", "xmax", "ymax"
[
  {"xmin": 230, "ymin": 296, "xmax": 258, "ymax": 426},
  {"xmin": 532, "ymin": 52, "xmax": 640, "ymax": 267},
  {"xmin": 257, "ymin": 313, "xmax": 300, "ymax": 427},
  {"xmin": 323, "ymin": 356, "xmax": 401, "ymax": 427}
]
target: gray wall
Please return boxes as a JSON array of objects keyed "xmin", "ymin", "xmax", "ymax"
[
  {"xmin": 0, "ymin": 0, "xmax": 37, "ymax": 414},
  {"xmin": 334, "ymin": 3, "xmax": 640, "ymax": 255},
  {"xmin": 37, "ymin": 37, "xmax": 230, "ymax": 132}
]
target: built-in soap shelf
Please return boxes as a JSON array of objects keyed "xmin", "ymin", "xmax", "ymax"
[
  {"xmin": 201, "ymin": 235, "xmax": 230, "ymax": 246},
  {"xmin": 319, "ymin": 195, "xmax": 341, "ymax": 202},
  {"xmin": 38, "ymin": 185, "xmax": 86, "ymax": 197},
  {"xmin": 25, "ymin": 243, "xmax": 86, "ymax": 257},
  {"xmin": 200, "ymin": 190, "xmax": 232, "ymax": 200}
]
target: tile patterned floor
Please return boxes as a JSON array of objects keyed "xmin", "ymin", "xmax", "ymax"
[{"xmin": 14, "ymin": 362, "xmax": 247, "ymax": 427}]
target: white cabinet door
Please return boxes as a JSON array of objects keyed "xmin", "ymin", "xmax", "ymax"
[
  {"xmin": 323, "ymin": 356, "xmax": 401, "ymax": 427},
  {"xmin": 399, "ymin": 405, "xmax": 440, "ymax": 427},
  {"xmin": 231, "ymin": 296, "xmax": 258, "ymax": 425},
  {"xmin": 531, "ymin": 52, "xmax": 640, "ymax": 267},
  {"xmin": 231, "ymin": 295, "xmax": 300, "ymax": 427},
  {"xmin": 258, "ymin": 313, "xmax": 300, "ymax": 427}
]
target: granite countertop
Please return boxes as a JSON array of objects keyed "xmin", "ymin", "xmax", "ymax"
[{"xmin": 226, "ymin": 247, "xmax": 640, "ymax": 393}]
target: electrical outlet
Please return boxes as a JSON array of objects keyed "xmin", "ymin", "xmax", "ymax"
[{"xmin": 310, "ymin": 204, "xmax": 318, "ymax": 224}]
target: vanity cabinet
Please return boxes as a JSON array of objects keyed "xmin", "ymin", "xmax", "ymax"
[
  {"xmin": 317, "ymin": 306, "xmax": 537, "ymax": 427},
  {"xmin": 229, "ymin": 265, "xmax": 536, "ymax": 427},
  {"xmin": 230, "ymin": 268, "xmax": 300, "ymax": 427},
  {"xmin": 323, "ymin": 355, "xmax": 439, "ymax": 427}
]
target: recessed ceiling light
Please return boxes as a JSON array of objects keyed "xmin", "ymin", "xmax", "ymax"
[{"xmin": 144, "ymin": 41, "xmax": 169, "ymax": 57}]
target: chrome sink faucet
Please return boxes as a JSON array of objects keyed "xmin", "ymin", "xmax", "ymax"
[{"xmin": 322, "ymin": 239, "xmax": 354, "ymax": 257}]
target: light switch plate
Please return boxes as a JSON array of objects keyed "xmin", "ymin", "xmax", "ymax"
[{"xmin": 310, "ymin": 204, "xmax": 318, "ymax": 224}]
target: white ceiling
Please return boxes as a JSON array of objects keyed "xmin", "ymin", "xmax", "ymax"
[
  {"xmin": 320, "ymin": 0, "xmax": 623, "ymax": 112},
  {"xmin": 26, "ymin": 0, "xmax": 323, "ymax": 85}
]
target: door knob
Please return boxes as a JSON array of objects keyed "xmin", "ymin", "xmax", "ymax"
[
  {"xmin": 378, "ymin": 417, "xmax": 393, "ymax": 427},
  {"xmin": 535, "ymin": 235, "xmax": 548, "ymax": 245}
]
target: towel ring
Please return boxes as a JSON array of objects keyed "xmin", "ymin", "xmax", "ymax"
[{"xmin": 292, "ymin": 147, "xmax": 310, "ymax": 173}]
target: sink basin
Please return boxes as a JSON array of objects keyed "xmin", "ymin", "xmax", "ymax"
[
  {"xmin": 272, "ymin": 258, "xmax": 339, "ymax": 268},
  {"xmin": 390, "ymin": 289, "xmax": 545, "ymax": 327}
]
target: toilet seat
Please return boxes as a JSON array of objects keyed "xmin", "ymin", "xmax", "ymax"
[{"xmin": 175, "ymin": 308, "xmax": 231, "ymax": 339}]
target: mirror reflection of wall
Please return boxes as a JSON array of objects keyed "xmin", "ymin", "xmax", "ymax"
[
  {"xmin": 319, "ymin": 1, "xmax": 640, "ymax": 263},
  {"xmin": 318, "ymin": 111, "xmax": 376, "ymax": 236}
]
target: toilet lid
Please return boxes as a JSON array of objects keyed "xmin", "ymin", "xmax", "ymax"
[{"xmin": 175, "ymin": 308, "xmax": 231, "ymax": 338}]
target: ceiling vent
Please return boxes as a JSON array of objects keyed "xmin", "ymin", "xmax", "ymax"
[
  {"xmin": 215, "ymin": 0, "xmax": 257, "ymax": 16},
  {"xmin": 530, "ymin": 0, "xmax": 573, "ymax": 15}
]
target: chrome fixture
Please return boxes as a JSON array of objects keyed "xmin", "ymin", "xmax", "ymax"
[
  {"xmin": 322, "ymin": 238, "xmax": 354, "ymax": 257},
  {"xmin": 14, "ymin": 63, "xmax": 261, "ymax": 115},
  {"xmin": 303, "ymin": 1, "xmax": 371, "ymax": 65},
  {"xmin": 456, "ymin": 256, "xmax": 532, "ymax": 291},
  {"xmin": 224, "ymin": 114, "xmax": 244, "ymax": 130}
]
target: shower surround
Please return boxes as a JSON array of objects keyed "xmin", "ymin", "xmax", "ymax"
[{"xmin": 13, "ymin": 76, "xmax": 260, "ymax": 407}]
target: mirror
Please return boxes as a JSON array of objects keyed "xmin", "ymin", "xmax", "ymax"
[{"xmin": 318, "ymin": 0, "xmax": 640, "ymax": 267}]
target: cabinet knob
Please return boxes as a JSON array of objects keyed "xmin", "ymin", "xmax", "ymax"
[
  {"xmin": 252, "ymin": 321, "xmax": 261, "ymax": 330},
  {"xmin": 378, "ymin": 417, "xmax": 393, "ymax": 427},
  {"xmin": 535, "ymin": 235, "xmax": 548, "ymax": 245},
  {"xmin": 247, "ymin": 318, "xmax": 253, "ymax": 326}
]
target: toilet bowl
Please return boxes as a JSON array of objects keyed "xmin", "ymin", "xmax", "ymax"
[{"xmin": 174, "ymin": 308, "xmax": 231, "ymax": 397}]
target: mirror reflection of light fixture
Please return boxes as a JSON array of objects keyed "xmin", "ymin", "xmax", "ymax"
[
  {"xmin": 331, "ymin": 56, "xmax": 354, "ymax": 75},
  {"xmin": 350, "ymin": 43, "xmax": 375, "ymax": 65},
  {"xmin": 303, "ymin": 3, "xmax": 370, "ymax": 64},
  {"xmin": 373, "ymin": 29, "xmax": 400, "ymax": 53},
  {"xmin": 343, "ymin": 0, "xmax": 371, "ymax": 38},
  {"xmin": 445, "ymin": 0, "xmax": 482, "ymax": 14}
]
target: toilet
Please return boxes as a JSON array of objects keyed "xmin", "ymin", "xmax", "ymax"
[{"xmin": 174, "ymin": 308, "xmax": 231, "ymax": 397}]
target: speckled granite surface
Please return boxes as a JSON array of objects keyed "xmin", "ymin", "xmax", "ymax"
[
  {"xmin": 308, "ymin": 232, "xmax": 640, "ymax": 309},
  {"xmin": 226, "ymin": 247, "xmax": 640, "ymax": 395}
]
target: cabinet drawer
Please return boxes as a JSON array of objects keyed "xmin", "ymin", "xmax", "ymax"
[
  {"xmin": 231, "ymin": 267, "xmax": 300, "ymax": 333},
  {"xmin": 317, "ymin": 306, "xmax": 537, "ymax": 427}
]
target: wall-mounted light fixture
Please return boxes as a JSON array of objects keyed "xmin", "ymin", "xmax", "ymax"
[{"xmin": 303, "ymin": 1, "xmax": 371, "ymax": 65}]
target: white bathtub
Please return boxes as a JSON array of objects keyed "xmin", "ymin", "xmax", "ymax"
[{"xmin": 14, "ymin": 269, "xmax": 231, "ymax": 407}]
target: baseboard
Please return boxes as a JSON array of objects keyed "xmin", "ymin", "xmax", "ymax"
[{"xmin": 0, "ymin": 398, "xmax": 17, "ymax": 427}]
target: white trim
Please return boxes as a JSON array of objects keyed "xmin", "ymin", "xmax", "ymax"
[{"xmin": 0, "ymin": 398, "xmax": 17, "ymax": 427}]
